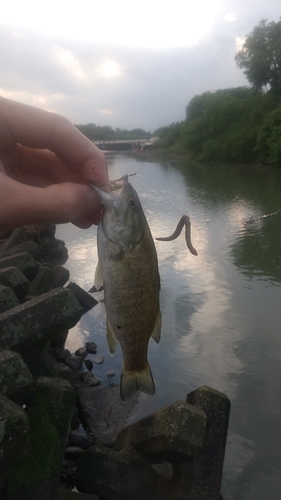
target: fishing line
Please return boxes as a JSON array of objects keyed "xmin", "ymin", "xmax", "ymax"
[
  {"xmin": 131, "ymin": 173, "xmax": 198, "ymax": 254},
  {"xmin": 131, "ymin": 173, "xmax": 281, "ymax": 228},
  {"xmin": 242, "ymin": 208, "xmax": 281, "ymax": 226},
  {"xmin": 134, "ymin": 173, "xmax": 182, "ymax": 215}
]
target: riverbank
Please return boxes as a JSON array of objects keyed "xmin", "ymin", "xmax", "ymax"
[
  {"xmin": 127, "ymin": 147, "xmax": 191, "ymax": 164},
  {"xmin": 0, "ymin": 224, "xmax": 230, "ymax": 500},
  {"xmin": 127, "ymin": 147, "xmax": 276, "ymax": 171},
  {"xmin": 0, "ymin": 225, "xmax": 139, "ymax": 499}
]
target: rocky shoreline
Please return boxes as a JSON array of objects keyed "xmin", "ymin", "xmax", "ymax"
[{"xmin": 0, "ymin": 224, "xmax": 230, "ymax": 500}]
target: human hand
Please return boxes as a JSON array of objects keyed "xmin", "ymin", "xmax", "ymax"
[{"xmin": 0, "ymin": 97, "xmax": 109, "ymax": 235}]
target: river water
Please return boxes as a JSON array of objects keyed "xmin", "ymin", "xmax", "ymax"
[{"xmin": 56, "ymin": 155, "xmax": 281, "ymax": 500}]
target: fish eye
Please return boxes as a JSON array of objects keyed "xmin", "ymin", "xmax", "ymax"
[{"xmin": 128, "ymin": 198, "xmax": 137, "ymax": 208}]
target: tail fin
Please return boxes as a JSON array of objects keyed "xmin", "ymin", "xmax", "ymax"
[{"xmin": 120, "ymin": 363, "xmax": 155, "ymax": 402}]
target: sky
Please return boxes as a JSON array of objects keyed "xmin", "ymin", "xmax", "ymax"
[{"xmin": 1, "ymin": 1, "xmax": 280, "ymax": 132}]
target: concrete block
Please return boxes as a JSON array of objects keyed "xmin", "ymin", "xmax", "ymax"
[
  {"xmin": 26, "ymin": 265, "xmax": 53, "ymax": 298},
  {"xmin": 1, "ymin": 240, "xmax": 42, "ymax": 260},
  {"xmin": 0, "ymin": 288, "xmax": 84, "ymax": 353},
  {"xmin": 0, "ymin": 252, "xmax": 39, "ymax": 281},
  {"xmin": 115, "ymin": 400, "xmax": 208, "ymax": 463},
  {"xmin": 0, "ymin": 392, "xmax": 29, "ymax": 476},
  {"xmin": 51, "ymin": 265, "xmax": 70, "ymax": 288},
  {"xmin": 0, "ymin": 285, "xmax": 20, "ymax": 313},
  {"xmin": 75, "ymin": 444, "xmax": 175, "ymax": 500},
  {"xmin": 66, "ymin": 282, "xmax": 98, "ymax": 313},
  {"xmin": 5, "ymin": 377, "xmax": 75, "ymax": 500},
  {"xmin": 47, "ymin": 359, "xmax": 76, "ymax": 385},
  {"xmin": 40, "ymin": 223, "xmax": 56, "ymax": 239},
  {"xmin": 0, "ymin": 228, "xmax": 29, "ymax": 252},
  {"xmin": 0, "ymin": 350, "xmax": 34, "ymax": 405},
  {"xmin": 0, "ymin": 266, "xmax": 30, "ymax": 301},
  {"xmin": 21, "ymin": 346, "xmax": 60, "ymax": 379},
  {"xmin": 176, "ymin": 385, "xmax": 231, "ymax": 500},
  {"xmin": 76, "ymin": 385, "xmax": 138, "ymax": 448},
  {"xmin": 50, "ymin": 330, "xmax": 69, "ymax": 349},
  {"xmin": 48, "ymin": 243, "xmax": 68, "ymax": 264}
]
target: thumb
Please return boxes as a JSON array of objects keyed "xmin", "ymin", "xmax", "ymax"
[{"xmin": 0, "ymin": 174, "xmax": 103, "ymax": 233}]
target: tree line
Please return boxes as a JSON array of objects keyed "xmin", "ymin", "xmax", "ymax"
[
  {"xmin": 75, "ymin": 123, "xmax": 151, "ymax": 141},
  {"xmin": 154, "ymin": 18, "xmax": 281, "ymax": 167}
]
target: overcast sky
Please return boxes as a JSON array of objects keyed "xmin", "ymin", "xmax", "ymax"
[{"xmin": 1, "ymin": 1, "xmax": 280, "ymax": 131}]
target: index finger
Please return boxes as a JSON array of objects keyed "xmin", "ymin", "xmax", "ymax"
[{"xmin": 0, "ymin": 97, "xmax": 109, "ymax": 185}]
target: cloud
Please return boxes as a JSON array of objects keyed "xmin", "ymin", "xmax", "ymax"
[
  {"xmin": 2, "ymin": 0, "xmax": 222, "ymax": 49},
  {"xmin": 224, "ymin": 12, "xmax": 238, "ymax": 22},
  {"xmin": 97, "ymin": 60, "xmax": 123, "ymax": 80},
  {"xmin": 1, "ymin": 1, "xmax": 280, "ymax": 131},
  {"xmin": 0, "ymin": 24, "xmax": 247, "ymax": 130},
  {"xmin": 53, "ymin": 46, "xmax": 87, "ymax": 82}
]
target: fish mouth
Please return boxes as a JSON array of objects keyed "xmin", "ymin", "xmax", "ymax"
[
  {"xmin": 110, "ymin": 174, "xmax": 129, "ymax": 191},
  {"xmin": 89, "ymin": 173, "xmax": 137, "ymax": 207},
  {"xmin": 109, "ymin": 173, "xmax": 136, "ymax": 192},
  {"xmin": 89, "ymin": 174, "xmax": 129, "ymax": 195}
]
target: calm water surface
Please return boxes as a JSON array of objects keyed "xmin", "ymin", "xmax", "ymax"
[{"xmin": 56, "ymin": 156, "xmax": 281, "ymax": 500}]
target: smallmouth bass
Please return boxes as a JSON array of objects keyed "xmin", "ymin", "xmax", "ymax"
[{"xmin": 92, "ymin": 175, "xmax": 161, "ymax": 402}]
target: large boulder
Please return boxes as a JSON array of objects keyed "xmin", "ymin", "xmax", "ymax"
[
  {"xmin": 0, "ymin": 286, "xmax": 19, "ymax": 314},
  {"xmin": 0, "ymin": 288, "xmax": 84, "ymax": 353},
  {"xmin": 5, "ymin": 377, "xmax": 75, "ymax": 500},
  {"xmin": 0, "ymin": 267, "xmax": 30, "ymax": 301},
  {"xmin": 0, "ymin": 350, "xmax": 34, "ymax": 405},
  {"xmin": 0, "ymin": 228, "xmax": 30, "ymax": 253},
  {"xmin": 25, "ymin": 266, "xmax": 53, "ymax": 299},
  {"xmin": 75, "ymin": 444, "xmax": 174, "ymax": 500},
  {"xmin": 0, "ymin": 252, "xmax": 39, "ymax": 281},
  {"xmin": 76, "ymin": 384, "xmax": 139, "ymax": 447},
  {"xmin": 0, "ymin": 392, "xmax": 29, "ymax": 477},
  {"xmin": 1, "ymin": 241, "xmax": 42, "ymax": 260},
  {"xmin": 115, "ymin": 400, "xmax": 208, "ymax": 463},
  {"xmin": 176, "ymin": 385, "xmax": 231, "ymax": 500},
  {"xmin": 66, "ymin": 282, "xmax": 98, "ymax": 313}
]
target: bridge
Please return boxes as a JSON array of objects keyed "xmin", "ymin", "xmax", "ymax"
[{"xmin": 93, "ymin": 138, "xmax": 157, "ymax": 151}]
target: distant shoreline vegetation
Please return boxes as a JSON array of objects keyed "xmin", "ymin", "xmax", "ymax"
[
  {"xmin": 77, "ymin": 18, "xmax": 281, "ymax": 168},
  {"xmin": 152, "ymin": 87, "xmax": 281, "ymax": 167},
  {"xmin": 75, "ymin": 123, "xmax": 151, "ymax": 141}
]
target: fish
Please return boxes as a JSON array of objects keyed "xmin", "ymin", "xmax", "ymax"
[{"xmin": 92, "ymin": 174, "xmax": 161, "ymax": 402}]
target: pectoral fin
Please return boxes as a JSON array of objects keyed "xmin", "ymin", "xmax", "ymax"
[
  {"xmin": 106, "ymin": 321, "xmax": 118, "ymax": 355},
  {"xmin": 94, "ymin": 260, "xmax": 103, "ymax": 290},
  {"xmin": 151, "ymin": 309, "xmax": 162, "ymax": 344}
]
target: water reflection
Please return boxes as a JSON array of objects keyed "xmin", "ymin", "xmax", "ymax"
[
  {"xmin": 56, "ymin": 156, "xmax": 281, "ymax": 500},
  {"xmin": 231, "ymin": 221, "xmax": 281, "ymax": 283}
]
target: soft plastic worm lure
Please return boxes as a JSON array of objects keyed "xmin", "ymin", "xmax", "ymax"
[{"xmin": 156, "ymin": 215, "xmax": 198, "ymax": 256}]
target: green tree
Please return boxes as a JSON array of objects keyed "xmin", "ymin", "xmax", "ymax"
[
  {"xmin": 254, "ymin": 102, "xmax": 281, "ymax": 165},
  {"xmin": 235, "ymin": 18, "xmax": 281, "ymax": 93},
  {"xmin": 182, "ymin": 89, "xmax": 279, "ymax": 164},
  {"xmin": 154, "ymin": 122, "xmax": 186, "ymax": 152}
]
